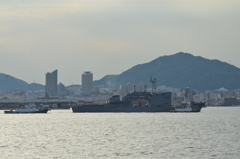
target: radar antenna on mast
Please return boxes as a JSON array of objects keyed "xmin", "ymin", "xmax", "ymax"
[{"xmin": 149, "ymin": 74, "xmax": 157, "ymax": 94}]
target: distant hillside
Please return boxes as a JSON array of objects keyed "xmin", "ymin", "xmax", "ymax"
[
  {"xmin": 94, "ymin": 52, "xmax": 240, "ymax": 91},
  {"xmin": 1, "ymin": 52, "xmax": 240, "ymax": 92},
  {"xmin": 0, "ymin": 73, "xmax": 44, "ymax": 92}
]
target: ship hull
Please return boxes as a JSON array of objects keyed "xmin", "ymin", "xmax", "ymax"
[
  {"xmin": 72, "ymin": 91, "xmax": 173, "ymax": 113},
  {"xmin": 4, "ymin": 109, "xmax": 48, "ymax": 114},
  {"xmin": 173, "ymin": 109, "xmax": 201, "ymax": 113},
  {"xmin": 71, "ymin": 106, "xmax": 174, "ymax": 113}
]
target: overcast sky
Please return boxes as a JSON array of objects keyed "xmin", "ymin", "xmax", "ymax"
[{"xmin": 1, "ymin": 0, "xmax": 240, "ymax": 86}]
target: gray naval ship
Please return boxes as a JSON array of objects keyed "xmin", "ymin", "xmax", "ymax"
[
  {"xmin": 71, "ymin": 92, "xmax": 173, "ymax": 113},
  {"xmin": 71, "ymin": 88, "xmax": 174, "ymax": 113},
  {"xmin": 72, "ymin": 76, "xmax": 174, "ymax": 113}
]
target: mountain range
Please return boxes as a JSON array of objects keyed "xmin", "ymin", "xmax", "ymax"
[
  {"xmin": 1, "ymin": 52, "xmax": 240, "ymax": 92},
  {"xmin": 94, "ymin": 52, "xmax": 240, "ymax": 91},
  {"xmin": 0, "ymin": 73, "xmax": 44, "ymax": 92}
]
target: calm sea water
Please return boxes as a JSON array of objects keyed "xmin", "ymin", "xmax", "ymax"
[{"xmin": 0, "ymin": 107, "xmax": 239, "ymax": 159}]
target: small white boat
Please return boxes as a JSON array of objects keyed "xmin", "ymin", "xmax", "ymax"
[{"xmin": 4, "ymin": 104, "xmax": 48, "ymax": 114}]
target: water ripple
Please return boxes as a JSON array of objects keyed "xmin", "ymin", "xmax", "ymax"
[{"xmin": 0, "ymin": 107, "xmax": 240, "ymax": 158}]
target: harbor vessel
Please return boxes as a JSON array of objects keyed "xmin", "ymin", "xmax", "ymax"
[
  {"xmin": 72, "ymin": 76, "xmax": 175, "ymax": 113},
  {"xmin": 4, "ymin": 104, "xmax": 49, "ymax": 114},
  {"xmin": 173, "ymin": 101, "xmax": 205, "ymax": 112},
  {"xmin": 71, "ymin": 91, "xmax": 174, "ymax": 113}
]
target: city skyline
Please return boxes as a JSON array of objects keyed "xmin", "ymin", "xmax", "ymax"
[
  {"xmin": 1, "ymin": 0, "xmax": 240, "ymax": 85},
  {"xmin": 0, "ymin": 51, "xmax": 240, "ymax": 91}
]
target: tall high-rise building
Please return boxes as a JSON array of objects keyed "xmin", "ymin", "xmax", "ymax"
[
  {"xmin": 45, "ymin": 69, "xmax": 58, "ymax": 96},
  {"xmin": 82, "ymin": 71, "xmax": 93, "ymax": 96}
]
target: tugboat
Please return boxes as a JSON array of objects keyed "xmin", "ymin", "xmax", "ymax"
[
  {"xmin": 173, "ymin": 101, "xmax": 205, "ymax": 112},
  {"xmin": 4, "ymin": 104, "xmax": 49, "ymax": 114}
]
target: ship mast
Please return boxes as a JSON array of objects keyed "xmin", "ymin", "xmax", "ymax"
[{"xmin": 149, "ymin": 75, "xmax": 157, "ymax": 94}]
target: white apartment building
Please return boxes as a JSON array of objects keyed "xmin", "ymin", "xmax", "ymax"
[
  {"xmin": 135, "ymin": 82, "xmax": 145, "ymax": 92},
  {"xmin": 120, "ymin": 82, "xmax": 133, "ymax": 95}
]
